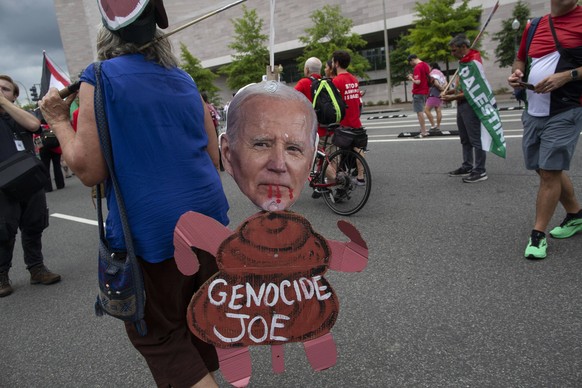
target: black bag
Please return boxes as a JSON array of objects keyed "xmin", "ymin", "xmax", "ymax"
[
  {"xmin": 0, "ymin": 152, "xmax": 49, "ymax": 200},
  {"xmin": 41, "ymin": 130, "xmax": 60, "ymax": 148},
  {"xmin": 92, "ymin": 61, "xmax": 147, "ymax": 336},
  {"xmin": 332, "ymin": 127, "xmax": 368, "ymax": 149},
  {"xmin": 310, "ymin": 76, "xmax": 347, "ymax": 125}
]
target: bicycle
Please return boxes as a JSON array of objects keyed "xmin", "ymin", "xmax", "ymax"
[{"xmin": 308, "ymin": 124, "xmax": 372, "ymax": 216}]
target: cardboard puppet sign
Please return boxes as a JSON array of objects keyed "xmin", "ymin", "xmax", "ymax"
[{"xmin": 174, "ymin": 210, "xmax": 368, "ymax": 387}]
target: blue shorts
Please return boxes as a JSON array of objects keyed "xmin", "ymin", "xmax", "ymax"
[
  {"xmin": 522, "ymin": 108, "xmax": 582, "ymax": 171},
  {"xmin": 412, "ymin": 94, "xmax": 427, "ymax": 113}
]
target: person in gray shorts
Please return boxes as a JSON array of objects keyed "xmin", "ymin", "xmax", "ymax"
[
  {"xmin": 406, "ymin": 54, "xmax": 430, "ymax": 138},
  {"xmin": 519, "ymin": 109, "xmax": 582, "ymax": 258},
  {"xmin": 413, "ymin": 95, "xmax": 427, "ymax": 115},
  {"xmin": 507, "ymin": 0, "xmax": 582, "ymax": 260}
]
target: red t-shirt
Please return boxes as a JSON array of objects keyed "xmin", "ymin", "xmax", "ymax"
[
  {"xmin": 517, "ymin": 7, "xmax": 582, "ymax": 61},
  {"xmin": 295, "ymin": 74, "xmax": 320, "ymax": 102},
  {"xmin": 412, "ymin": 61, "xmax": 430, "ymax": 95},
  {"xmin": 332, "ymin": 72, "xmax": 362, "ymax": 128},
  {"xmin": 517, "ymin": 6, "xmax": 582, "ymax": 116}
]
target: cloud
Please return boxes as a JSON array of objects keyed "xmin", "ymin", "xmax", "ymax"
[{"xmin": 0, "ymin": 0, "xmax": 67, "ymax": 104}]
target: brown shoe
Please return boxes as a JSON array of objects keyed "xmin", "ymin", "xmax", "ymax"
[
  {"xmin": 0, "ymin": 271, "xmax": 13, "ymax": 297},
  {"xmin": 29, "ymin": 265, "xmax": 61, "ymax": 285}
]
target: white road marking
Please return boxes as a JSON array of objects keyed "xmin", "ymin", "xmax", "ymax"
[
  {"xmin": 51, "ymin": 213, "xmax": 99, "ymax": 226},
  {"xmin": 369, "ymin": 134, "xmax": 524, "ymax": 143}
]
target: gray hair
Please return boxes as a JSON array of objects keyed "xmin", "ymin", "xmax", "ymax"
[
  {"xmin": 449, "ymin": 34, "xmax": 471, "ymax": 48},
  {"xmin": 305, "ymin": 57, "xmax": 322, "ymax": 74},
  {"xmin": 96, "ymin": 26, "xmax": 178, "ymax": 68},
  {"xmin": 226, "ymin": 81, "xmax": 317, "ymax": 148}
]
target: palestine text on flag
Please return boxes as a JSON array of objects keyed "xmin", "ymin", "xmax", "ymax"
[
  {"xmin": 458, "ymin": 49, "xmax": 506, "ymax": 159},
  {"xmin": 40, "ymin": 51, "xmax": 70, "ymax": 100}
]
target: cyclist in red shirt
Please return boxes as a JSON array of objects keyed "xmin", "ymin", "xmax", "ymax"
[
  {"xmin": 332, "ymin": 51, "xmax": 362, "ymax": 130},
  {"xmin": 332, "ymin": 50, "xmax": 366, "ymax": 186}
]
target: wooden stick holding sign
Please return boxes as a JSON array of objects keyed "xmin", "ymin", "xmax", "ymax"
[{"xmin": 140, "ymin": 0, "xmax": 247, "ymax": 50}]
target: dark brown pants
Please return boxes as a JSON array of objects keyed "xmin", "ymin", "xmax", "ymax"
[{"xmin": 125, "ymin": 251, "xmax": 219, "ymax": 388}]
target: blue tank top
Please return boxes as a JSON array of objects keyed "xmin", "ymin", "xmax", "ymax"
[{"xmin": 82, "ymin": 54, "xmax": 229, "ymax": 263}]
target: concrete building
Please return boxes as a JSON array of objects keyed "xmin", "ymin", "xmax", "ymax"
[{"xmin": 53, "ymin": 0, "xmax": 550, "ymax": 105}]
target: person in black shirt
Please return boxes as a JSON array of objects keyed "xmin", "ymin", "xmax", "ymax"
[{"xmin": 0, "ymin": 74, "xmax": 61, "ymax": 297}]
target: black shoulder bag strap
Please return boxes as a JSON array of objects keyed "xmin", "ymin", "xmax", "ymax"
[
  {"xmin": 93, "ymin": 62, "xmax": 138, "ymax": 276},
  {"xmin": 94, "ymin": 61, "xmax": 146, "ymax": 335}
]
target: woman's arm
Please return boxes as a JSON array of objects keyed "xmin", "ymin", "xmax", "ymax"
[
  {"xmin": 40, "ymin": 83, "xmax": 108, "ymax": 186},
  {"xmin": 201, "ymin": 95, "xmax": 220, "ymax": 169}
]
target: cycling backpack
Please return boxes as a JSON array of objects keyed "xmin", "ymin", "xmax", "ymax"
[{"xmin": 310, "ymin": 76, "xmax": 346, "ymax": 125}]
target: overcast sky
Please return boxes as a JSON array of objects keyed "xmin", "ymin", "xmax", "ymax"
[{"xmin": 0, "ymin": 0, "xmax": 68, "ymax": 105}]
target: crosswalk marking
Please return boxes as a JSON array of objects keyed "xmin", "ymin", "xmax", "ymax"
[{"xmin": 361, "ymin": 109, "xmax": 525, "ymax": 143}]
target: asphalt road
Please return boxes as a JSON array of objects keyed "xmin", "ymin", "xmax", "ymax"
[{"xmin": 1, "ymin": 104, "xmax": 581, "ymax": 387}]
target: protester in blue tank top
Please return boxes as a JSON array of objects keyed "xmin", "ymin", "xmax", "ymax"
[{"xmin": 38, "ymin": 1, "xmax": 229, "ymax": 386}]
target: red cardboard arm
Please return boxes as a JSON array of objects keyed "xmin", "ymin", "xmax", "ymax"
[
  {"xmin": 173, "ymin": 211, "xmax": 232, "ymax": 275},
  {"xmin": 327, "ymin": 220, "xmax": 368, "ymax": 272}
]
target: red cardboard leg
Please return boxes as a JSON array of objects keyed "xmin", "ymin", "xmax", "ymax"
[
  {"xmin": 303, "ymin": 333, "xmax": 337, "ymax": 371},
  {"xmin": 216, "ymin": 347, "xmax": 252, "ymax": 387},
  {"xmin": 271, "ymin": 344, "xmax": 285, "ymax": 373}
]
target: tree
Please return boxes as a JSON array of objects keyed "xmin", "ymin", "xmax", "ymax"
[
  {"xmin": 388, "ymin": 33, "xmax": 413, "ymax": 101},
  {"xmin": 406, "ymin": 0, "xmax": 482, "ymax": 74},
  {"xmin": 179, "ymin": 43, "xmax": 221, "ymax": 104},
  {"xmin": 218, "ymin": 5, "xmax": 269, "ymax": 91},
  {"xmin": 297, "ymin": 5, "xmax": 369, "ymax": 78},
  {"xmin": 17, "ymin": 101, "xmax": 37, "ymax": 111},
  {"xmin": 492, "ymin": 1, "xmax": 531, "ymax": 68}
]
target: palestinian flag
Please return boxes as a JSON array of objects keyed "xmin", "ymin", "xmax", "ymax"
[
  {"xmin": 40, "ymin": 51, "xmax": 70, "ymax": 99},
  {"xmin": 458, "ymin": 49, "xmax": 506, "ymax": 158}
]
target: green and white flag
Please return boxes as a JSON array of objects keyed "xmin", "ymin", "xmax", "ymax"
[{"xmin": 458, "ymin": 49, "xmax": 506, "ymax": 158}]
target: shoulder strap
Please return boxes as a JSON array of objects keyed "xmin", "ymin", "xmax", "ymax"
[
  {"xmin": 547, "ymin": 16, "xmax": 563, "ymax": 51},
  {"xmin": 310, "ymin": 76, "xmax": 324, "ymax": 98},
  {"xmin": 93, "ymin": 62, "xmax": 136, "ymax": 259},
  {"xmin": 522, "ymin": 17, "xmax": 542, "ymax": 82},
  {"xmin": 525, "ymin": 17, "xmax": 541, "ymax": 56}
]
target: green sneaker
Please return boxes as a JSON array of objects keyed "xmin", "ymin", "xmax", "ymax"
[
  {"xmin": 525, "ymin": 234, "xmax": 547, "ymax": 260},
  {"xmin": 549, "ymin": 215, "xmax": 582, "ymax": 239}
]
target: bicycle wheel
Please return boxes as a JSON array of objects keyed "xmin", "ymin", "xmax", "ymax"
[{"xmin": 320, "ymin": 148, "xmax": 371, "ymax": 216}]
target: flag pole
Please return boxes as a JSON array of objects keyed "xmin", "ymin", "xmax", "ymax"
[
  {"xmin": 443, "ymin": 0, "xmax": 500, "ymax": 92},
  {"xmin": 470, "ymin": 0, "xmax": 500, "ymax": 50},
  {"xmin": 140, "ymin": 0, "xmax": 247, "ymax": 50}
]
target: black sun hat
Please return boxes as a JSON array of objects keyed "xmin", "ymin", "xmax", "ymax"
[
  {"xmin": 152, "ymin": 0, "xmax": 168, "ymax": 29},
  {"xmin": 98, "ymin": 0, "xmax": 168, "ymax": 44}
]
